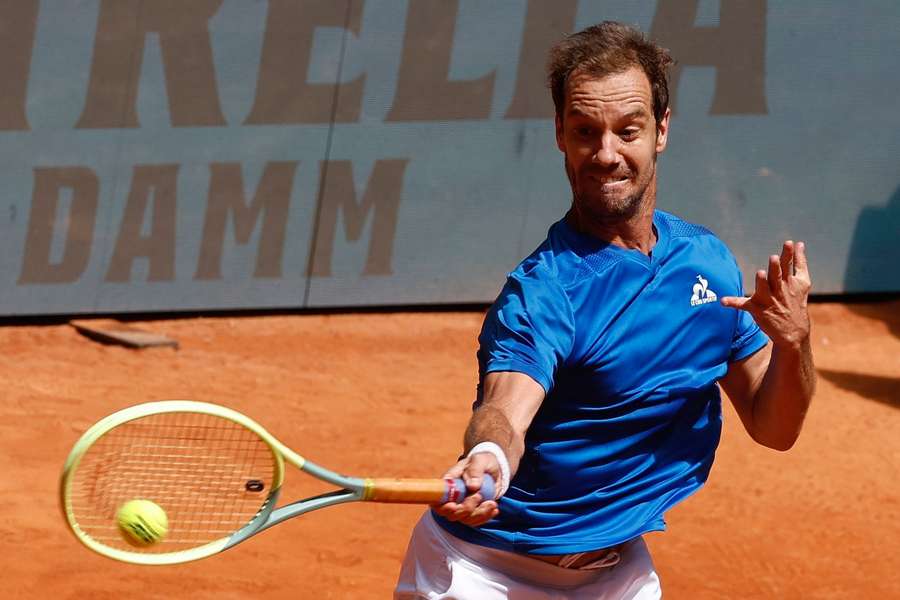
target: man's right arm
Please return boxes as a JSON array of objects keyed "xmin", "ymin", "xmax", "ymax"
[{"xmin": 432, "ymin": 370, "xmax": 545, "ymax": 527}]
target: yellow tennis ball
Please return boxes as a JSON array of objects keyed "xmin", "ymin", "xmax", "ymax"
[{"xmin": 116, "ymin": 499, "xmax": 168, "ymax": 546}]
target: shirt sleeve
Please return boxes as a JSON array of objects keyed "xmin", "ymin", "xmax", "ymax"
[
  {"xmin": 477, "ymin": 267, "xmax": 575, "ymax": 394},
  {"xmin": 729, "ymin": 270, "xmax": 769, "ymax": 362}
]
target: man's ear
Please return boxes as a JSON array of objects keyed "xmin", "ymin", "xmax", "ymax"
[
  {"xmin": 555, "ymin": 114, "xmax": 566, "ymax": 152},
  {"xmin": 655, "ymin": 107, "xmax": 671, "ymax": 154}
]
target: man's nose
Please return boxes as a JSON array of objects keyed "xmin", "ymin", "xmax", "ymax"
[{"xmin": 591, "ymin": 133, "xmax": 619, "ymax": 166}]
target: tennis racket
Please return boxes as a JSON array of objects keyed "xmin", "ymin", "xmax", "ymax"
[{"xmin": 60, "ymin": 400, "xmax": 494, "ymax": 565}]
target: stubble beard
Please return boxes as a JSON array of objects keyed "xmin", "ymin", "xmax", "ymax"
[{"xmin": 565, "ymin": 154, "xmax": 657, "ymax": 226}]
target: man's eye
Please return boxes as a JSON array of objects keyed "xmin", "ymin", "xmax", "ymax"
[
  {"xmin": 574, "ymin": 127, "xmax": 592, "ymax": 137},
  {"xmin": 620, "ymin": 129, "xmax": 639, "ymax": 140}
]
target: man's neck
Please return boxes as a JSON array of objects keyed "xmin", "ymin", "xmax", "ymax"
[{"xmin": 566, "ymin": 197, "xmax": 658, "ymax": 256}]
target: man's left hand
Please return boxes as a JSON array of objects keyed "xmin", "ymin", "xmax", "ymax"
[{"xmin": 720, "ymin": 240, "xmax": 812, "ymax": 348}]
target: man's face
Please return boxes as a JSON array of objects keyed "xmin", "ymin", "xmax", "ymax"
[{"xmin": 555, "ymin": 66, "xmax": 670, "ymax": 222}]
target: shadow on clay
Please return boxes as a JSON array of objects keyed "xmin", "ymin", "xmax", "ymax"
[
  {"xmin": 841, "ymin": 185, "xmax": 900, "ymax": 340},
  {"xmin": 817, "ymin": 369, "xmax": 900, "ymax": 409}
]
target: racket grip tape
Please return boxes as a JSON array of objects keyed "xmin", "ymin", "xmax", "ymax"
[
  {"xmin": 442, "ymin": 474, "xmax": 495, "ymax": 503},
  {"xmin": 364, "ymin": 474, "xmax": 496, "ymax": 504}
]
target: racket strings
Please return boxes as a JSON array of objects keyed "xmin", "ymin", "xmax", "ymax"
[{"xmin": 67, "ymin": 412, "xmax": 277, "ymax": 553}]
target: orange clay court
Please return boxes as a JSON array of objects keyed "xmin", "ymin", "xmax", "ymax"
[{"xmin": 4, "ymin": 300, "xmax": 899, "ymax": 599}]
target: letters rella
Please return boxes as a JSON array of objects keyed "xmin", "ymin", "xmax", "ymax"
[{"xmin": 2, "ymin": 1, "xmax": 767, "ymax": 131}]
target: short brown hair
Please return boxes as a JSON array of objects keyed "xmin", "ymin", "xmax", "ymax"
[{"xmin": 547, "ymin": 21, "xmax": 674, "ymax": 125}]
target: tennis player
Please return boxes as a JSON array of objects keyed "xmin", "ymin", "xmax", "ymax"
[{"xmin": 395, "ymin": 21, "xmax": 815, "ymax": 599}]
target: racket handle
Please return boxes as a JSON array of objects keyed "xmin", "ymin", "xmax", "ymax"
[
  {"xmin": 364, "ymin": 474, "xmax": 496, "ymax": 504},
  {"xmin": 443, "ymin": 474, "xmax": 495, "ymax": 504}
]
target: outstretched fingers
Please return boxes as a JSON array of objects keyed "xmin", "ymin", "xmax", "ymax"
[
  {"xmin": 722, "ymin": 240, "xmax": 813, "ymax": 347},
  {"xmin": 794, "ymin": 241, "xmax": 810, "ymax": 283},
  {"xmin": 767, "ymin": 254, "xmax": 784, "ymax": 296},
  {"xmin": 754, "ymin": 268, "xmax": 773, "ymax": 305},
  {"xmin": 720, "ymin": 294, "xmax": 750, "ymax": 309},
  {"xmin": 720, "ymin": 267, "xmax": 770, "ymax": 313},
  {"xmin": 779, "ymin": 240, "xmax": 794, "ymax": 281}
]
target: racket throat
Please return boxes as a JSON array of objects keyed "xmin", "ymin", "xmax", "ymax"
[
  {"xmin": 226, "ymin": 488, "xmax": 361, "ymax": 549},
  {"xmin": 224, "ymin": 487, "xmax": 283, "ymax": 549}
]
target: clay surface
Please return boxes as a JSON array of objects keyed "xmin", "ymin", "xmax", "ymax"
[{"xmin": 4, "ymin": 301, "xmax": 898, "ymax": 598}]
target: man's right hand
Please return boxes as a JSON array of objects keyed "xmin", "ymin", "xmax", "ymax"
[
  {"xmin": 433, "ymin": 371, "xmax": 546, "ymax": 526},
  {"xmin": 432, "ymin": 452, "xmax": 500, "ymax": 526}
]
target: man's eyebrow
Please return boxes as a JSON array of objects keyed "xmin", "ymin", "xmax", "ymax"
[
  {"xmin": 565, "ymin": 106, "xmax": 592, "ymax": 118},
  {"xmin": 564, "ymin": 106, "xmax": 651, "ymax": 120},
  {"xmin": 623, "ymin": 108, "xmax": 650, "ymax": 120}
]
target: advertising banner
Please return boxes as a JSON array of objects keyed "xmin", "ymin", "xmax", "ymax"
[{"xmin": 2, "ymin": 1, "xmax": 897, "ymax": 315}]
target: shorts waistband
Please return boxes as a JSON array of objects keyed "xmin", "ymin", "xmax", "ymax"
[
  {"xmin": 424, "ymin": 512, "xmax": 632, "ymax": 589},
  {"xmin": 528, "ymin": 544, "xmax": 626, "ymax": 570}
]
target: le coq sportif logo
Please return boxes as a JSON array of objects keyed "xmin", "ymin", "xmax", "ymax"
[{"xmin": 690, "ymin": 275, "xmax": 718, "ymax": 306}]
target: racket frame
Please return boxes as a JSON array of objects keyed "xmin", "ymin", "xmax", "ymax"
[{"xmin": 60, "ymin": 400, "xmax": 369, "ymax": 565}]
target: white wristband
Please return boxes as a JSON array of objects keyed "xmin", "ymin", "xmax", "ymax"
[{"xmin": 467, "ymin": 441, "xmax": 510, "ymax": 499}]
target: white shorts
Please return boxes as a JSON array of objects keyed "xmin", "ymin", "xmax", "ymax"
[{"xmin": 394, "ymin": 511, "xmax": 662, "ymax": 599}]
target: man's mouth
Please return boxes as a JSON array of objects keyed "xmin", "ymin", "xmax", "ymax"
[{"xmin": 589, "ymin": 174, "xmax": 629, "ymax": 186}]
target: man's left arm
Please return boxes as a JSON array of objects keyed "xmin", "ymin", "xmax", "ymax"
[{"xmin": 719, "ymin": 240, "xmax": 816, "ymax": 451}]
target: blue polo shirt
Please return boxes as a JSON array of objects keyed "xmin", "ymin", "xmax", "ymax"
[{"xmin": 436, "ymin": 210, "xmax": 768, "ymax": 555}]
